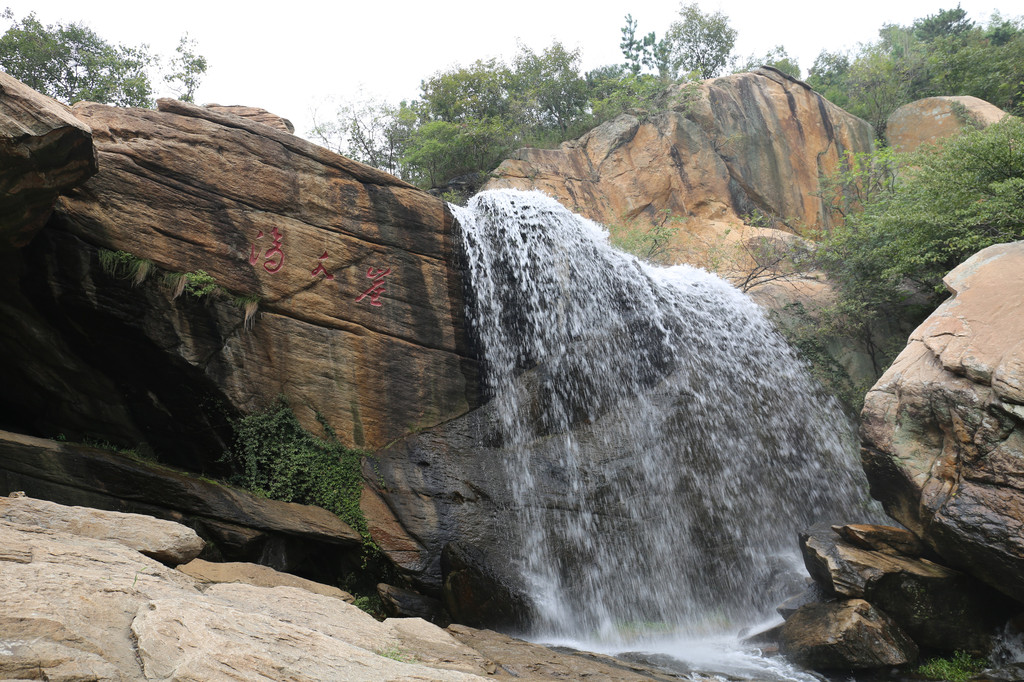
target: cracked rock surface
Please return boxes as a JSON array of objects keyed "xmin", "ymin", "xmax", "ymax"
[{"xmin": 860, "ymin": 241, "xmax": 1024, "ymax": 602}]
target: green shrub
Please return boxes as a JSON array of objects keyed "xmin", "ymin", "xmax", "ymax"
[
  {"xmin": 222, "ymin": 397, "xmax": 368, "ymax": 541},
  {"xmin": 917, "ymin": 651, "xmax": 988, "ymax": 682}
]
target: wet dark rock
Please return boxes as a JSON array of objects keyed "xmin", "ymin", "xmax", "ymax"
[
  {"xmin": 777, "ymin": 583, "xmax": 830, "ymax": 619},
  {"xmin": 800, "ymin": 524, "xmax": 1012, "ymax": 653},
  {"xmin": 441, "ymin": 542, "xmax": 532, "ymax": 630},
  {"xmin": 377, "ymin": 583, "xmax": 449, "ymax": 625},
  {"xmin": 0, "ymin": 430, "xmax": 361, "ymax": 582}
]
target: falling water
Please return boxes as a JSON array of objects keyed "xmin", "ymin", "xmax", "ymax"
[{"xmin": 450, "ymin": 189, "xmax": 868, "ymax": 648}]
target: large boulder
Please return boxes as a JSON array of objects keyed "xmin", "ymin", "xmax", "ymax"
[
  {"xmin": 0, "ymin": 94, "xmax": 478, "ymax": 468},
  {"xmin": 484, "ymin": 68, "xmax": 873, "ymax": 250},
  {"xmin": 0, "ymin": 493, "xmax": 203, "ymax": 565},
  {"xmin": 0, "ymin": 499, "xmax": 493, "ymax": 680},
  {"xmin": 800, "ymin": 524, "xmax": 1011, "ymax": 652},
  {"xmin": 780, "ymin": 599, "xmax": 918, "ymax": 669},
  {"xmin": 886, "ymin": 96, "xmax": 1007, "ymax": 153},
  {"xmin": 0, "ymin": 71, "xmax": 97, "ymax": 250},
  {"xmin": 861, "ymin": 241, "xmax": 1024, "ymax": 602}
]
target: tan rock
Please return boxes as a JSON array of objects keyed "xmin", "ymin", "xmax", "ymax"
[
  {"xmin": 203, "ymin": 102, "xmax": 295, "ymax": 133},
  {"xmin": 780, "ymin": 599, "xmax": 918, "ymax": 669},
  {"xmin": 177, "ymin": 557, "xmax": 355, "ymax": 602},
  {"xmin": 39, "ymin": 96, "xmax": 476, "ymax": 452},
  {"xmin": 0, "ymin": 494, "xmax": 203, "ymax": 565},
  {"xmin": 861, "ymin": 241, "xmax": 1024, "ymax": 602},
  {"xmin": 886, "ymin": 96, "xmax": 1007, "ymax": 153},
  {"xmin": 0, "ymin": 70, "xmax": 97, "ymax": 249},
  {"xmin": 133, "ymin": 588, "xmax": 489, "ymax": 681},
  {"xmin": 484, "ymin": 68, "xmax": 874, "ymax": 273},
  {"xmin": 446, "ymin": 624, "xmax": 692, "ymax": 680},
  {"xmin": 0, "ymin": 519, "xmax": 202, "ymax": 678}
]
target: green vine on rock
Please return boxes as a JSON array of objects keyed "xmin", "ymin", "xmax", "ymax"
[{"xmin": 222, "ymin": 397, "xmax": 370, "ymax": 546}]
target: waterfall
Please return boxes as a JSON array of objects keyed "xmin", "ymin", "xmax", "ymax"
[{"xmin": 450, "ymin": 189, "xmax": 868, "ymax": 643}]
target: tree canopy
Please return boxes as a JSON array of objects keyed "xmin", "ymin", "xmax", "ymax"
[
  {"xmin": 808, "ymin": 9, "xmax": 1024, "ymax": 136},
  {"xmin": 0, "ymin": 9, "xmax": 208, "ymax": 107}
]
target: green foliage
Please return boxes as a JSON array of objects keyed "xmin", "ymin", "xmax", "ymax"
[
  {"xmin": 312, "ymin": 96, "xmax": 417, "ymax": 181},
  {"xmin": 810, "ymin": 10, "xmax": 1024, "ymax": 138},
  {"xmin": 163, "ymin": 33, "xmax": 207, "ymax": 103},
  {"xmin": 620, "ymin": 14, "xmax": 656, "ymax": 76},
  {"xmin": 0, "ymin": 9, "xmax": 153, "ymax": 106},
  {"xmin": 98, "ymin": 249, "xmax": 153, "ymax": 286},
  {"xmin": 222, "ymin": 397, "xmax": 369, "ymax": 542},
  {"xmin": 820, "ymin": 117, "xmax": 1024, "ymax": 301},
  {"xmin": 162, "ymin": 269, "xmax": 219, "ymax": 299},
  {"xmin": 736, "ymin": 45, "xmax": 801, "ymax": 79},
  {"xmin": 609, "ymin": 209, "xmax": 684, "ymax": 264},
  {"xmin": 917, "ymin": 650, "xmax": 988, "ymax": 682},
  {"xmin": 375, "ymin": 645, "xmax": 415, "ymax": 663},
  {"xmin": 664, "ymin": 3, "xmax": 738, "ymax": 80},
  {"xmin": 0, "ymin": 9, "xmax": 208, "ymax": 108},
  {"xmin": 808, "ymin": 116, "xmax": 1024, "ymax": 405}
]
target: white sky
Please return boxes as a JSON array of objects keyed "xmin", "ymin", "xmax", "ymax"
[{"xmin": 14, "ymin": 1, "xmax": 1013, "ymax": 138}]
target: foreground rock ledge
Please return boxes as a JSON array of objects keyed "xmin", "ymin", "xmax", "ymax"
[
  {"xmin": 0, "ymin": 495, "xmax": 696, "ymax": 681},
  {"xmin": 860, "ymin": 241, "xmax": 1024, "ymax": 603}
]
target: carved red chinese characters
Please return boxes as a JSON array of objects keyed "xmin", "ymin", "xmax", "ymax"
[
  {"xmin": 355, "ymin": 266, "xmax": 390, "ymax": 307},
  {"xmin": 249, "ymin": 227, "xmax": 284, "ymax": 274},
  {"xmin": 310, "ymin": 251, "xmax": 335, "ymax": 280}
]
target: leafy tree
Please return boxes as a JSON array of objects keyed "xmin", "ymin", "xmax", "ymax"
[
  {"xmin": 0, "ymin": 9, "xmax": 153, "ymax": 106},
  {"xmin": 736, "ymin": 45, "xmax": 801, "ymax": 79},
  {"xmin": 663, "ymin": 3, "xmax": 737, "ymax": 80},
  {"xmin": 417, "ymin": 58, "xmax": 516, "ymax": 123},
  {"xmin": 0, "ymin": 10, "xmax": 208, "ymax": 108},
  {"xmin": 813, "ymin": 116, "xmax": 1024, "ymax": 381},
  {"xmin": 807, "ymin": 50, "xmax": 851, "ymax": 108},
  {"xmin": 813, "ymin": 10, "xmax": 1024, "ymax": 137},
  {"xmin": 913, "ymin": 5, "xmax": 974, "ymax": 42},
  {"xmin": 163, "ymin": 33, "xmax": 207, "ymax": 103},
  {"xmin": 512, "ymin": 41, "xmax": 590, "ymax": 138},
  {"xmin": 310, "ymin": 95, "xmax": 416, "ymax": 180},
  {"xmin": 620, "ymin": 14, "xmax": 655, "ymax": 75}
]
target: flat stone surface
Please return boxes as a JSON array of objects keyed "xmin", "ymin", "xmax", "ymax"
[{"xmin": 0, "ymin": 493, "xmax": 203, "ymax": 565}]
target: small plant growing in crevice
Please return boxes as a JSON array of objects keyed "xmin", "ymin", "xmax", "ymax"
[
  {"xmin": 230, "ymin": 294, "xmax": 261, "ymax": 329},
  {"xmin": 163, "ymin": 269, "xmax": 218, "ymax": 299},
  {"xmin": 374, "ymin": 645, "xmax": 415, "ymax": 663},
  {"xmin": 98, "ymin": 249, "xmax": 153, "ymax": 286}
]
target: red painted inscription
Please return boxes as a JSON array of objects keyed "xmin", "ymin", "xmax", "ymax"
[{"xmin": 355, "ymin": 266, "xmax": 391, "ymax": 307}]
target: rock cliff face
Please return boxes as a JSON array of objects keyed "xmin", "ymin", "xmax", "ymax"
[
  {"xmin": 861, "ymin": 241, "xmax": 1024, "ymax": 602},
  {"xmin": 484, "ymin": 67, "xmax": 874, "ymax": 241},
  {"xmin": 0, "ymin": 92, "xmax": 478, "ymax": 464},
  {"xmin": 0, "ymin": 71, "xmax": 97, "ymax": 249}
]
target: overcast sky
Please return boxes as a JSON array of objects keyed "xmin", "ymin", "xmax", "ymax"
[{"xmin": 11, "ymin": 1, "xmax": 1013, "ymax": 138}]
